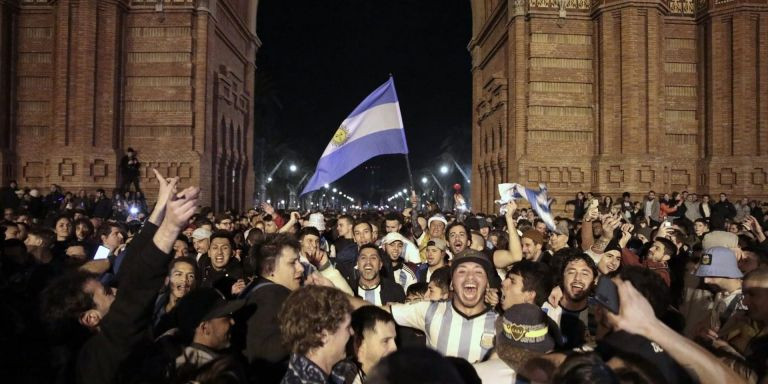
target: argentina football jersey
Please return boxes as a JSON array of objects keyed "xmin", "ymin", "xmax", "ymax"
[{"xmin": 391, "ymin": 300, "xmax": 497, "ymax": 363}]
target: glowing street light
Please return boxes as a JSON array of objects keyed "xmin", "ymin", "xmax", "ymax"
[
  {"xmin": 267, "ymin": 176, "xmax": 272, "ymax": 182},
  {"xmin": 289, "ymin": 164, "xmax": 297, "ymax": 172},
  {"xmin": 324, "ymin": 184, "xmax": 330, "ymax": 189},
  {"xmin": 332, "ymin": 188, "xmax": 338, "ymax": 193},
  {"xmin": 440, "ymin": 165, "xmax": 449, "ymax": 175},
  {"xmin": 421, "ymin": 177, "xmax": 428, "ymax": 184},
  {"xmin": 402, "ymin": 188, "xmax": 407, "ymax": 194}
]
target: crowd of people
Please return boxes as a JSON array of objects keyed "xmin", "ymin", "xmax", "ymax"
[{"xmin": 0, "ymin": 172, "xmax": 767, "ymax": 384}]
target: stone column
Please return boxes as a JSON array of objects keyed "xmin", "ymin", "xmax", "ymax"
[{"xmin": 0, "ymin": 0, "xmax": 16, "ymax": 183}]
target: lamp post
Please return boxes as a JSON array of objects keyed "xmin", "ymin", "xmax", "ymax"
[
  {"xmin": 426, "ymin": 171, "xmax": 448, "ymax": 209},
  {"xmin": 437, "ymin": 155, "xmax": 472, "ymax": 210},
  {"xmin": 287, "ymin": 170, "xmax": 309, "ymax": 210},
  {"xmin": 260, "ymin": 158, "xmax": 285, "ymax": 206}
]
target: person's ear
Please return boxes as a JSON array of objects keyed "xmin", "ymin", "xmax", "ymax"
[
  {"xmin": 524, "ymin": 290, "xmax": 536, "ymax": 304},
  {"xmin": 79, "ymin": 309, "xmax": 102, "ymax": 328},
  {"xmin": 199, "ymin": 320, "xmax": 214, "ymax": 336},
  {"xmin": 321, "ymin": 329, "xmax": 330, "ymax": 346}
]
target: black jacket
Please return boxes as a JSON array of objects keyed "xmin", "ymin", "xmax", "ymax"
[
  {"xmin": 92, "ymin": 197, "xmax": 112, "ymax": 219},
  {"xmin": 237, "ymin": 277, "xmax": 292, "ymax": 384},
  {"xmin": 568, "ymin": 198, "xmax": 586, "ymax": 220},
  {"xmin": 0, "ymin": 185, "xmax": 19, "ymax": 210},
  {"xmin": 199, "ymin": 259, "xmax": 243, "ymax": 299},
  {"xmin": 76, "ymin": 222, "xmax": 170, "ymax": 384},
  {"xmin": 712, "ymin": 200, "xmax": 737, "ymax": 229}
]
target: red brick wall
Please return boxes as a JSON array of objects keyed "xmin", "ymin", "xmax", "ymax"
[
  {"xmin": 470, "ymin": 0, "xmax": 768, "ymax": 214},
  {"xmin": 1, "ymin": 0, "xmax": 258, "ymax": 211}
]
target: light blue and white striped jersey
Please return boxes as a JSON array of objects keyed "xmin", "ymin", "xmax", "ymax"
[
  {"xmin": 392, "ymin": 264, "xmax": 417, "ymax": 292},
  {"xmin": 391, "ymin": 300, "xmax": 497, "ymax": 363},
  {"xmin": 357, "ymin": 285, "xmax": 383, "ymax": 306}
]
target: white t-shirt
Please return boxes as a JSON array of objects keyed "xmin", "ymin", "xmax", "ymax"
[
  {"xmin": 391, "ymin": 300, "xmax": 497, "ymax": 363},
  {"xmin": 473, "ymin": 358, "xmax": 517, "ymax": 384}
]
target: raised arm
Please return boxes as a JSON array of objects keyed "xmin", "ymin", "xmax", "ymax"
[
  {"xmin": 147, "ymin": 169, "xmax": 177, "ymax": 226},
  {"xmin": 493, "ymin": 201, "xmax": 523, "ymax": 269},
  {"xmin": 580, "ymin": 210, "xmax": 597, "ymax": 251},
  {"xmin": 606, "ymin": 279, "xmax": 748, "ymax": 384},
  {"xmin": 408, "ymin": 191, "xmax": 424, "ymax": 240}
]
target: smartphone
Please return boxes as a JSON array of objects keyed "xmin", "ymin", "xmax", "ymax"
[
  {"xmin": 94, "ymin": 245, "xmax": 111, "ymax": 260},
  {"xmin": 594, "ymin": 277, "xmax": 620, "ymax": 314}
]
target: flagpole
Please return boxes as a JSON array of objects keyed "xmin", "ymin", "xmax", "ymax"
[{"xmin": 403, "ymin": 153, "xmax": 415, "ymax": 193}]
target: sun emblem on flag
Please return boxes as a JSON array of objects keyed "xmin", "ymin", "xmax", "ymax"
[{"xmin": 331, "ymin": 125, "xmax": 349, "ymax": 147}]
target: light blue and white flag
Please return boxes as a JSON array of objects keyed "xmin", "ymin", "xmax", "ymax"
[
  {"xmin": 496, "ymin": 183, "xmax": 558, "ymax": 233},
  {"xmin": 301, "ymin": 77, "xmax": 409, "ymax": 195}
]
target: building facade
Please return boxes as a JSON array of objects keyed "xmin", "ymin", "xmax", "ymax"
[
  {"xmin": 0, "ymin": 0, "xmax": 259, "ymax": 211},
  {"xmin": 469, "ymin": 0, "xmax": 768, "ymax": 213}
]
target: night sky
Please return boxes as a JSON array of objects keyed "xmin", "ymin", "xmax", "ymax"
[{"xmin": 255, "ymin": 0, "xmax": 472, "ymax": 204}]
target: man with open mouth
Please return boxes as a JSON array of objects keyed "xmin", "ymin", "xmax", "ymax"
[
  {"xmin": 383, "ymin": 248, "xmax": 498, "ymax": 363},
  {"xmin": 558, "ymin": 253, "xmax": 598, "ymax": 349},
  {"xmin": 355, "ymin": 244, "xmax": 406, "ymax": 306}
]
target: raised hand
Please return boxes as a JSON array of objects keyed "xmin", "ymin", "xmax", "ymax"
[
  {"xmin": 504, "ymin": 200, "xmax": 517, "ymax": 220},
  {"xmin": 548, "ymin": 285, "xmax": 563, "ymax": 308},
  {"xmin": 619, "ymin": 230, "xmax": 631, "ymax": 248},
  {"xmin": 744, "ymin": 215, "xmax": 766, "ymax": 242},
  {"xmin": 305, "ymin": 272, "xmax": 334, "ymax": 288},
  {"xmin": 585, "ymin": 207, "xmax": 600, "ymax": 222},
  {"xmin": 152, "ymin": 168, "xmax": 178, "ymax": 208},
  {"xmin": 261, "ymin": 202, "xmax": 275, "ymax": 216},
  {"xmin": 165, "ymin": 186, "xmax": 200, "ymax": 229},
  {"xmin": 231, "ymin": 279, "xmax": 246, "ymax": 296},
  {"xmin": 153, "ymin": 185, "xmax": 200, "ymax": 253},
  {"xmin": 148, "ymin": 169, "xmax": 179, "ymax": 225},
  {"xmin": 601, "ymin": 216, "xmax": 621, "ymax": 239},
  {"xmin": 604, "ymin": 279, "xmax": 657, "ymax": 338},
  {"xmin": 484, "ymin": 285, "xmax": 499, "ymax": 307},
  {"xmin": 656, "ymin": 224, "xmax": 672, "ymax": 240},
  {"xmin": 307, "ymin": 247, "xmax": 328, "ymax": 268}
]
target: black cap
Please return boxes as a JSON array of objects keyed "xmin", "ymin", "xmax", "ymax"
[
  {"xmin": 175, "ymin": 287, "xmax": 244, "ymax": 337},
  {"xmin": 450, "ymin": 249, "xmax": 494, "ymax": 279}
]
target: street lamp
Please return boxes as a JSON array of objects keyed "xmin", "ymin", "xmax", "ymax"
[
  {"xmin": 289, "ymin": 164, "xmax": 297, "ymax": 172},
  {"xmin": 421, "ymin": 177, "xmax": 428, "ymax": 184},
  {"xmin": 440, "ymin": 165, "xmax": 449, "ymax": 175},
  {"xmin": 267, "ymin": 176, "xmax": 272, "ymax": 183}
]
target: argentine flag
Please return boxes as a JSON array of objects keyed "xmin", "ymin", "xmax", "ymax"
[
  {"xmin": 301, "ymin": 78, "xmax": 409, "ymax": 195},
  {"xmin": 496, "ymin": 183, "xmax": 558, "ymax": 233}
]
